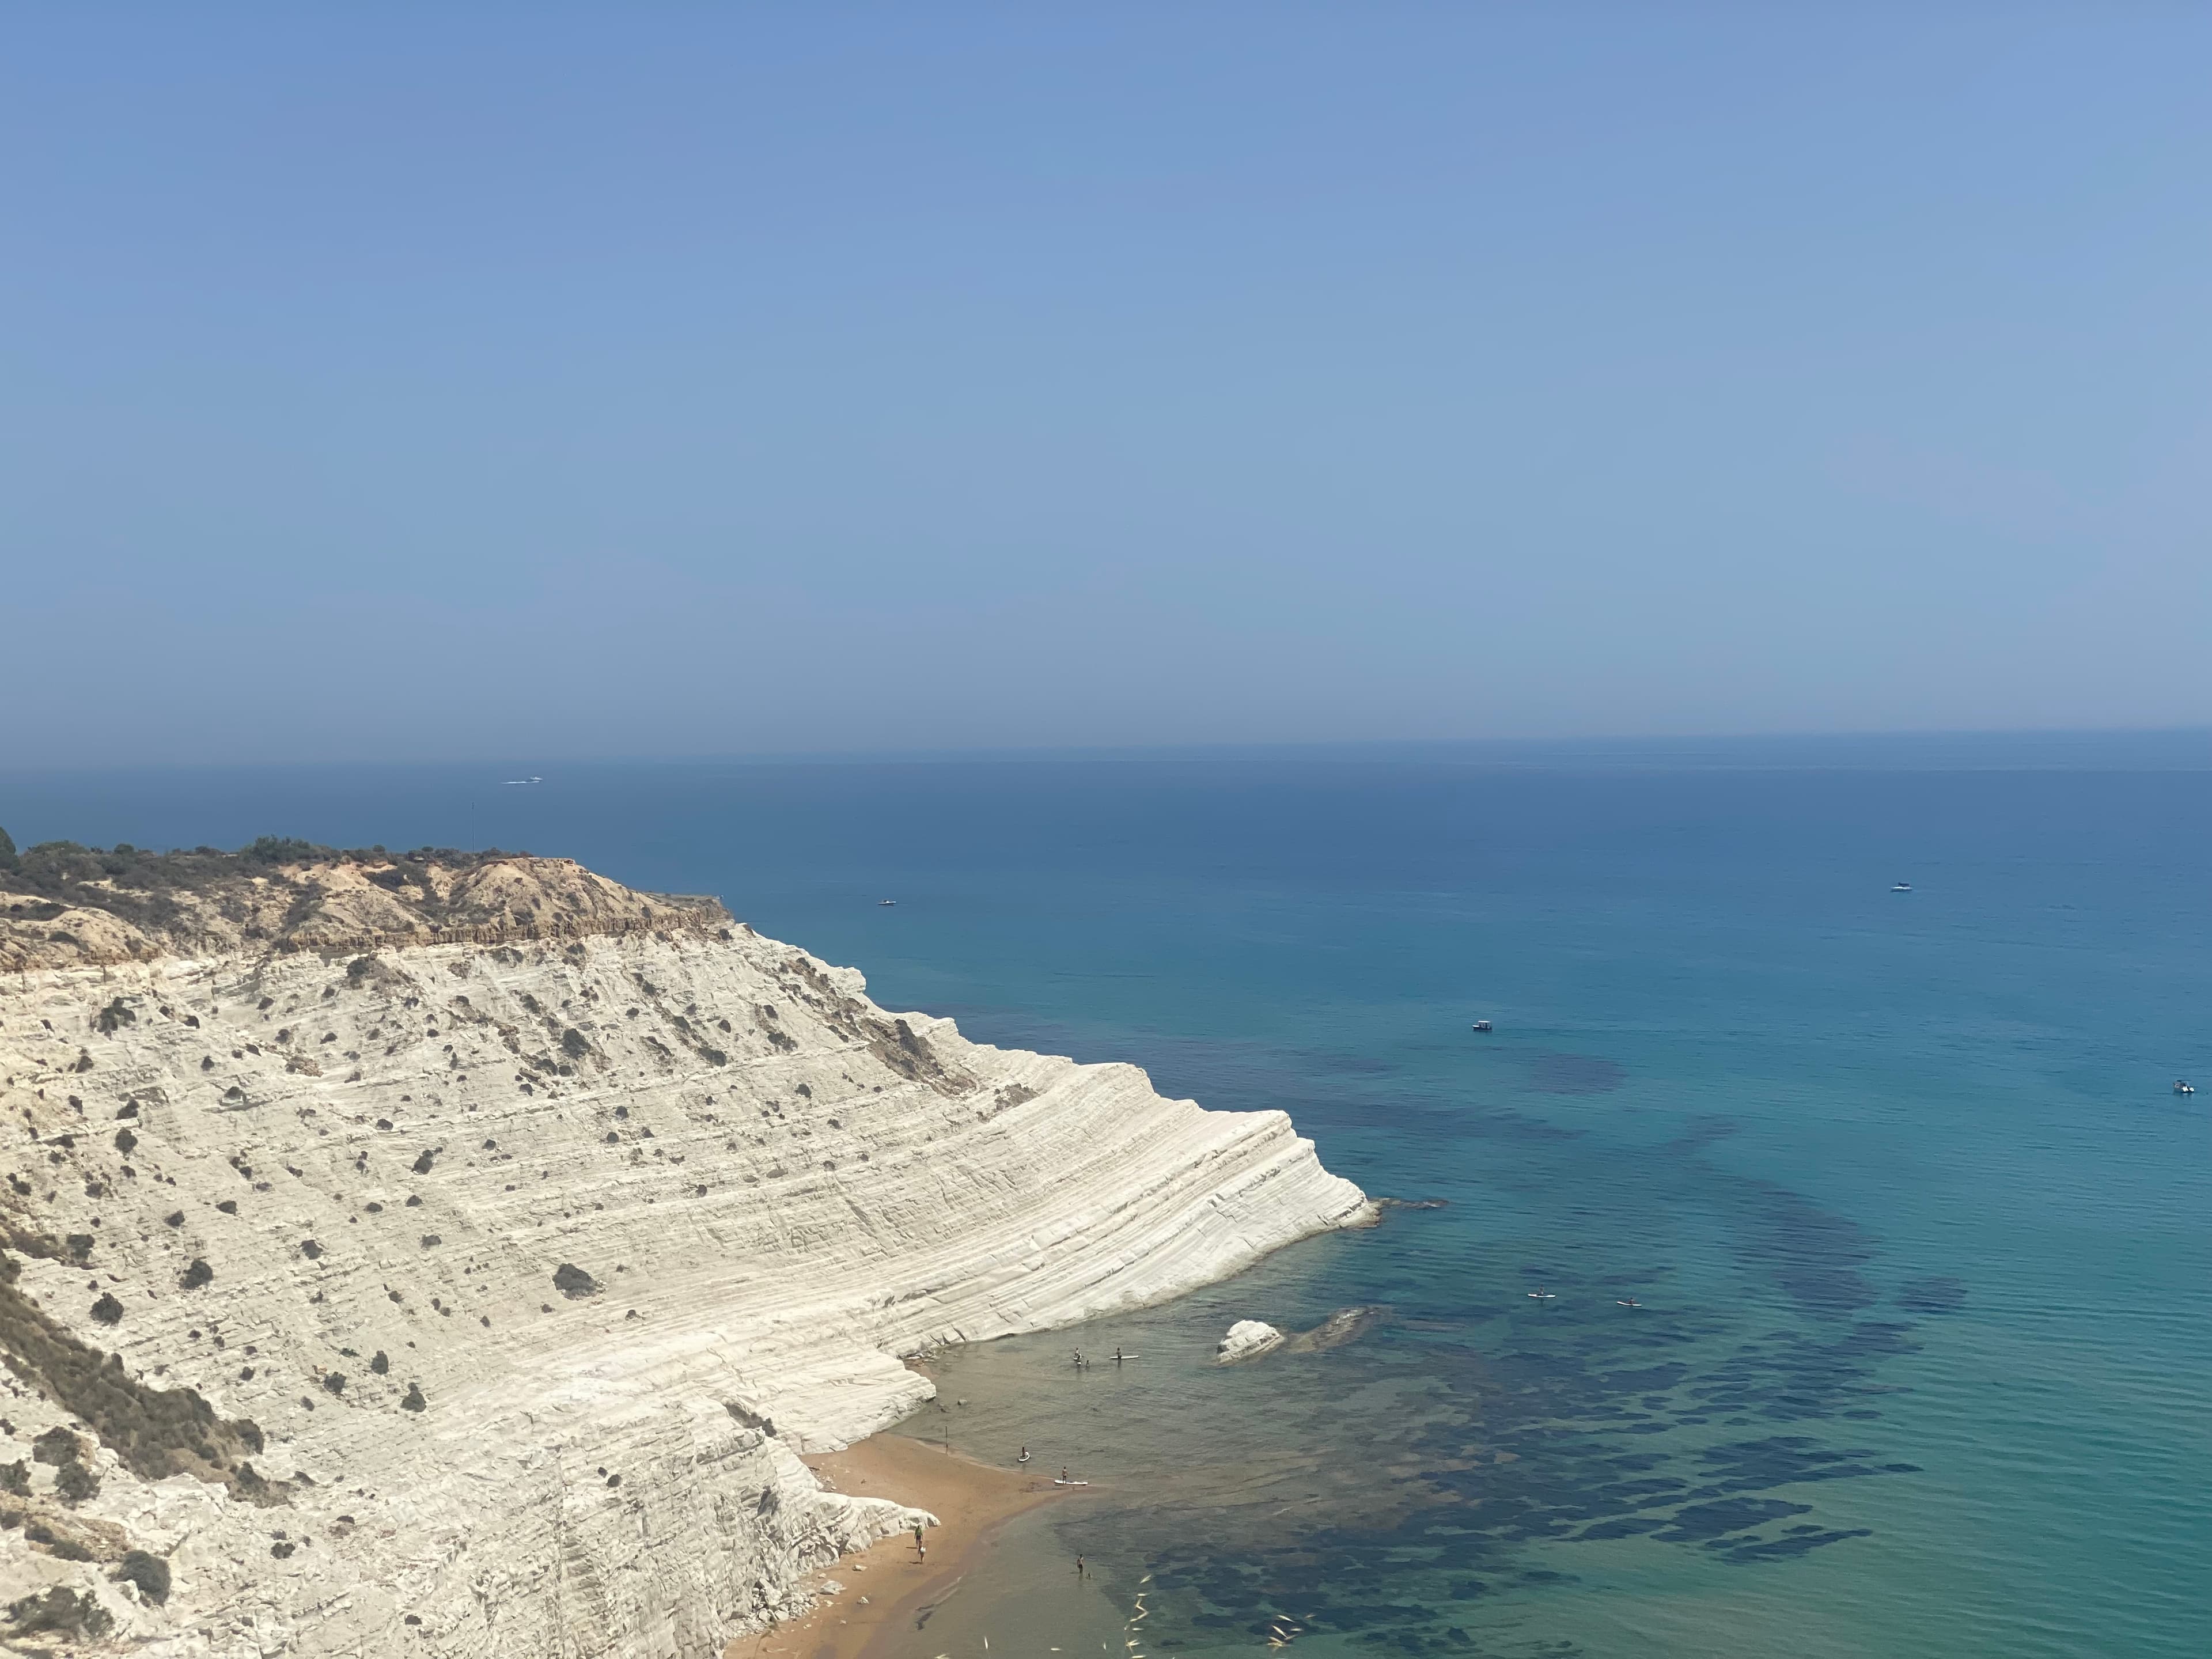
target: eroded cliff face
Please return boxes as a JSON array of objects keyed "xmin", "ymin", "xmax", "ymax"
[{"xmin": 0, "ymin": 855, "xmax": 1369, "ymax": 1655}]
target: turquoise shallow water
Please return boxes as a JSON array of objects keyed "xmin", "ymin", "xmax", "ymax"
[{"xmin": 6, "ymin": 743, "xmax": 2209, "ymax": 1657}]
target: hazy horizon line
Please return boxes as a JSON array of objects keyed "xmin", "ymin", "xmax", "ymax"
[{"xmin": 10, "ymin": 724, "xmax": 2212, "ymax": 781}]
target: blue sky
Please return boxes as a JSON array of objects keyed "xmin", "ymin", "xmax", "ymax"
[{"xmin": 5, "ymin": 4, "xmax": 2207, "ymax": 765}]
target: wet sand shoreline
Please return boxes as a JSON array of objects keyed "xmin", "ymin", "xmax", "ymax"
[{"xmin": 723, "ymin": 1432, "xmax": 1070, "ymax": 1659}]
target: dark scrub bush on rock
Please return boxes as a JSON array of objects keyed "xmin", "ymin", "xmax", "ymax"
[
  {"xmin": 553, "ymin": 1263, "xmax": 598, "ymax": 1298},
  {"xmin": 6, "ymin": 1587, "xmax": 114, "ymax": 1639},
  {"xmin": 116, "ymin": 1549, "xmax": 171, "ymax": 1603}
]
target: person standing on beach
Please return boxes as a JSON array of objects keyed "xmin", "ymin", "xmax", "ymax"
[
  {"xmin": 912, "ymin": 1522, "xmax": 925, "ymax": 1559},
  {"xmin": 1075, "ymin": 1555, "xmax": 1086, "ymax": 1577}
]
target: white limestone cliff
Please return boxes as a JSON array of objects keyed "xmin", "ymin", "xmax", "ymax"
[{"xmin": 0, "ymin": 853, "xmax": 1369, "ymax": 1654}]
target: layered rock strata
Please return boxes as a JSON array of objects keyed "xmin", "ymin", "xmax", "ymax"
[{"xmin": 0, "ymin": 850, "xmax": 1369, "ymax": 1655}]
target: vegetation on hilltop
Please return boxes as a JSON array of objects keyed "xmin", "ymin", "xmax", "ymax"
[
  {"xmin": 0, "ymin": 828, "xmax": 728, "ymax": 970},
  {"xmin": 0, "ymin": 830, "xmax": 527, "ymax": 940}
]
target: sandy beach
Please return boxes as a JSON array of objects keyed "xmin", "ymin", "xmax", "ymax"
[{"xmin": 723, "ymin": 1433, "xmax": 1068, "ymax": 1659}]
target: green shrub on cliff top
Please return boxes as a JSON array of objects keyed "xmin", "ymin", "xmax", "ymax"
[{"xmin": 241, "ymin": 836, "xmax": 325, "ymax": 865}]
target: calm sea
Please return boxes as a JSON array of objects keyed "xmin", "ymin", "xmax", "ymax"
[{"xmin": 5, "ymin": 738, "xmax": 2208, "ymax": 1658}]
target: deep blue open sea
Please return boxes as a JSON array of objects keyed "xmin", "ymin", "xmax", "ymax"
[{"xmin": 5, "ymin": 736, "xmax": 2207, "ymax": 1658}]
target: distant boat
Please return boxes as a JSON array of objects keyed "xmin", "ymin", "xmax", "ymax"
[
  {"xmin": 1616, "ymin": 1297, "xmax": 1641, "ymax": 1308},
  {"xmin": 502, "ymin": 775, "xmax": 544, "ymax": 786},
  {"xmin": 2177, "ymin": 1080, "xmax": 2197, "ymax": 1096},
  {"xmin": 1526, "ymin": 1288, "xmax": 1556, "ymax": 1301},
  {"xmin": 1891, "ymin": 882, "xmax": 1912, "ymax": 892},
  {"xmin": 878, "ymin": 899, "xmax": 896, "ymax": 907},
  {"xmin": 1471, "ymin": 1020, "xmax": 1493, "ymax": 1033}
]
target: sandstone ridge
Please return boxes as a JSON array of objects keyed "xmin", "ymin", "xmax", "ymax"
[{"xmin": 0, "ymin": 844, "xmax": 1370, "ymax": 1656}]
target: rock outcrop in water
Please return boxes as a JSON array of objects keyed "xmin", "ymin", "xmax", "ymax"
[
  {"xmin": 1215, "ymin": 1320, "xmax": 1286, "ymax": 1363},
  {"xmin": 0, "ymin": 843, "xmax": 1369, "ymax": 1655},
  {"xmin": 1213, "ymin": 1306, "xmax": 1387, "ymax": 1366}
]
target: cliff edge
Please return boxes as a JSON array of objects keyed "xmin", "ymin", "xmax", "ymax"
[{"xmin": 0, "ymin": 840, "xmax": 1370, "ymax": 1655}]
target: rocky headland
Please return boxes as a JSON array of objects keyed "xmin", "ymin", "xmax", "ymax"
[{"xmin": 0, "ymin": 837, "xmax": 1369, "ymax": 1655}]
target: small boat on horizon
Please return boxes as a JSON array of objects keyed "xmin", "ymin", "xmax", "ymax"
[
  {"xmin": 1471, "ymin": 1019, "xmax": 1493, "ymax": 1033},
  {"xmin": 1617, "ymin": 1297, "xmax": 1641, "ymax": 1308},
  {"xmin": 1891, "ymin": 882, "xmax": 1912, "ymax": 892},
  {"xmin": 2176, "ymin": 1080, "xmax": 2197, "ymax": 1096},
  {"xmin": 1526, "ymin": 1288, "xmax": 1556, "ymax": 1301},
  {"xmin": 878, "ymin": 899, "xmax": 896, "ymax": 906}
]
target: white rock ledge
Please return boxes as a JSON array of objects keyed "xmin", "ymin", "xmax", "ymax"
[
  {"xmin": 0, "ymin": 880, "xmax": 1369, "ymax": 1657},
  {"xmin": 1214, "ymin": 1320, "xmax": 1286, "ymax": 1364}
]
